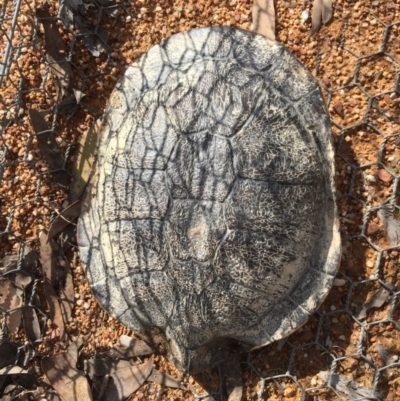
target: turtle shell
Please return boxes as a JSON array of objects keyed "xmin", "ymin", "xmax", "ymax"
[{"xmin": 77, "ymin": 26, "xmax": 340, "ymax": 373}]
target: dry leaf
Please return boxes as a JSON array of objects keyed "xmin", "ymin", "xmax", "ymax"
[
  {"xmin": 147, "ymin": 368, "xmax": 185, "ymax": 390},
  {"xmin": 0, "ymin": 342, "xmax": 19, "ymax": 369},
  {"xmin": 109, "ymin": 340, "xmax": 154, "ymax": 359},
  {"xmin": 70, "ymin": 119, "xmax": 101, "ymax": 202},
  {"xmin": 43, "ymin": 279, "xmax": 65, "ymax": 339},
  {"xmin": 28, "ymin": 109, "xmax": 68, "ymax": 187},
  {"xmin": 0, "ymin": 278, "xmax": 23, "ymax": 334},
  {"xmin": 36, "ymin": 5, "xmax": 72, "ymax": 99},
  {"xmin": 221, "ymin": 356, "xmax": 243, "ymax": 401},
  {"xmin": 39, "ymin": 232, "xmax": 74, "ymax": 324},
  {"xmin": 102, "ymin": 356, "xmax": 153, "ymax": 401},
  {"xmin": 318, "ymin": 371, "xmax": 378, "ymax": 399},
  {"xmin": 357, "ymin": 285, "xmax": 393, "ymax": 320},
  {"xmin": 48, "ymin": 200, "xmax": 82, "ymax": 241},
  {"xmin": 22, "ymin": 306, "xmax": 42, "ymax": 343},
  {"xmin": 252, "ymin": 0, "xmax": 275, "ymax": 40},
  {"xmin": 42, "ymin": 352, "xmax": 93, "ymax": 401},
  {"xmin": 311, "ymin": 0, "xmax": 333, "ymax": 34},
  {"xmin": 0, "ymin": 365, "xmax": 33, "ymax": 392},
  {"xmin": 378, "ymin": 207, "xmax": 400, "ymax": 246},
  {"xmin": 58, "ymin": 0, "xmax": 111, "ymax": 57},
  {"xmin": 0, "ymin": 366, "xmax": 29, "ymax": 375},
  {"xmin": 84, "ymin": 357, "xmax": 136, "ymax": 380}
]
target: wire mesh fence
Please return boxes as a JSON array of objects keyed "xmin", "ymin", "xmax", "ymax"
[{"xmin": 0, "ymin": 0, "xmax": 399, "ymax": 400}]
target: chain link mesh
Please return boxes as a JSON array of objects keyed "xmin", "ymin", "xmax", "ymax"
[{"xmin": 0, "ymin": 1, "xmax": 399, "ymax": 400}]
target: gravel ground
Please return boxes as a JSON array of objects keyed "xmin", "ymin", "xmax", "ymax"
[{"xmin": 1, "ymin": 0, "xmax": 400, "ymax": 400}]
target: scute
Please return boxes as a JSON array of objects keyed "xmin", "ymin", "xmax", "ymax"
[
  {"xmin": 166, "ymin": 132, "xmax": 235, "ymax": 201},
  {"xmin": 225, "ymin": 179, "xmax": 322, "ymax": 240},
  {"xmin": 77, "ymin": 26, "xmax": 340, "ymax": 374},
  {"xmin": 165, "ymin": 200, "xmax": 226, "ymax": 261}
]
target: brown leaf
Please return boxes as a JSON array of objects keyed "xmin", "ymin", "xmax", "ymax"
[
  {"xmin": 22, "ymin": 306, "xmax": 42, "ymax": 342},
  {"xmin": 48, "ymin": 200, "xmax": 82, "ymax": 241},
  {"xmin": 0, "ymin": 278, "xmax": 23, "ymax": 334},
  {"xmin": 0, "ymin": 342, "xmax": 19, "ymax": 369},
  {"xmin": 8, "ymin": 309, "xmax": 22, "ymax": 335},
  {"xmin": 252, "ymin": 0, "xmax": 275, "ymax": 40},
  {"xmin": 0, "ymin": 366, "xmax": 29, "ymax": 375},
  {"xmin": 311, "ymin": 0, "xmax": 333, "ymax": 34},
  {"xmin": 84, "ymin": 357, "xmax": 136, "ymax": 380},
  {"xmin": 221, "ymin": 356, "xmax": 243, "ymax": 401},
  {"xmin": 147, "ymin": 368, "xmax": 185, "ymax": 390},
  {"xmin": 67, "ymin": 340, "xmax": 86, "ymax": 364},
  {"xmin": 109, "ymin": 341, "xmax": 155, "ymax": 359},
  {"xmin": 70, "ymin": 119, "xmax": 101, "ymax": 202},
  {"xmin": 40, "ymin": 232, "xmax": 74, "ymax": 324},
  {"xmin": 102, "ymin": 356, "xmax": 153, "ymax": 401},
  {"xmin": 43, "ymin": 279, "xmax": 65, "ymax": 339},
  {"xmin": 1, "ymin": 245, "xmax": 39, "ymax": 282},
  {"xmin": 15, "ymin": 273, "xmax": 32, "ymax": 289},
  {"xmin": 378, "ymin": 207, "xmax": 400, "ymax": 246},
  {"xmin": 28, "ymin": 109, "xmax": 68, "ymax": 187},
  {"xmin": 42, "ymin": 352, "xmax": 93, "ymax": 401},
  {"xmin": 0, "ymin": 365, "xmax": 35, "ymax": 391},
  {"xmin": 357, "ymin": 285, "xmax": 393, "ymax": 320},
  {"xmin": 36, "ymin": 5, "xmax": 72, "ymax": 99}
]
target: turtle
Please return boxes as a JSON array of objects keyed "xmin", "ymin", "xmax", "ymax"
[{"xmin": 77, "ymin": 26, "xmax": 341, "ymax": 376}]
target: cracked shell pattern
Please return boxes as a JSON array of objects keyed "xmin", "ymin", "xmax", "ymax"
[{"xmin": 77, "ymin": 27, "xmax": 341, "ymax": 374}]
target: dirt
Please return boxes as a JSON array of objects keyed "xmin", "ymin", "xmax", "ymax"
[{"xmin": 0, "ymin": 0, "xmax": 400, "ymax": 400}]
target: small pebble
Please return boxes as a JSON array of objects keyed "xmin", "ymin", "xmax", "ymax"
[
  {"xmin": 376, "ymin": 169, "xmax": 392, "ymax": 183},
  {"xmin": 334, "ymin": 278, "xmax": 346, "ymax": 287}
]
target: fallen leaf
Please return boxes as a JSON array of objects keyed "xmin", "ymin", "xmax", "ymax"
[
  {"xmin": 48, "ymin": 200, "xmax": 82, "ymax": 241},
  {"xmin": 311, "ymin": 0, "xmax": 333, "ymax": 34},
  {"xmin": 0, "ymin": 278, "xmax": 23, "ymax": 334},
  {"xmin": 1, "ymin": 245, "xmax": 39, "ymax": 279},
  {"xmin": 109, "ymin": 340, "xmax": 155, "ymax": 359},
  {"xmin": 28, "ymin": 109, "xmax": 68, "ymax": 187},
  {"xmin": 102, "ymin": 356, "xmax": 153, "ymax": 401},
  {"xmin": 357, "ymin": 285, "xmax": 393, "ymax": 320},
  {"xmin": 84, "ymin": 357, "xmax": 136, "ymax": 380},
  {"xmin": 67, "ymin": 344, "xmax": 79, "ymax": 364},
  {"xmin": 40, "ymin": 232, "xmax": 74, "ymax": 324},
  {"xmin": 0, "ymin": 365, "xmax": 34, "ymax": 391},
  {"xmin": 58, "ymin": 0, "xmax": 111, "ymax": 57},
  {"xmin": 42, "ymin": 352, "xmax": 93, "ymax": 401},
  {"xmin": 0, "ymin": 366, "xmax": 29, "ymax": 375},
  {"xmin": 318, "ymin": 371, "xmax": 378, "ymax": 399},
  {"xmin": 147, "ymin": 368, "xmax": 185, "ymax": 390},
  {"xmin": 36, "ymin": 5, "xmax": 72, "ymax": 99},
  {"xmin": 22, "ymin": 306, "xmax": 42, "ymax": 343},
  {"xmin": 43, "ymin": 279, "xmax": 65, "ymax": 339},
  {"xmin": 221, "ymin": 356, "xmax": 243, "ymax": 401},
  {"xmin": 18, "ymin": 347, "xmax": 39, "ymax": 366},
  {"xmin": 0, "ymin": 342, "xmax": 19, "ymax": 369},
  {"xmin": 69, "ymin": 119, "xmax": 101, "ymax": 202},
  {"xmin": 57, "ymin": 224, "xmax": 77, "ymax": 253},
  {"xmin": 252, "ymin": 0, "xmax": 275, "ymax": 40},
  {"xmin": 377, "ymin": 206, "xmax": 400, "ymax": 246}
]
